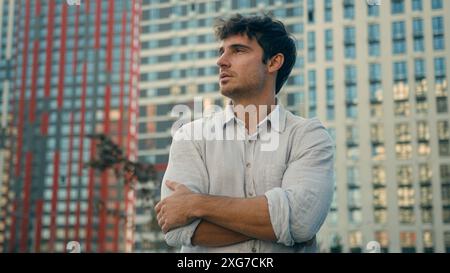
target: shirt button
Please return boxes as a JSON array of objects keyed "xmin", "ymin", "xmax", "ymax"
[{"xmin": 252, "ymin": 247, "xmax": 257, "ymax": 253}]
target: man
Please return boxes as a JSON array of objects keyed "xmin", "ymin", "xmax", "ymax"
[{"xmin": 155, "ymin": 14, "xmax": 334, "ymax": 253}]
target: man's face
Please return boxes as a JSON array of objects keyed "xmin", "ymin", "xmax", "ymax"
[{"xmin": 216, "ymin": 34, "xmax": 268, "ymax": 100}]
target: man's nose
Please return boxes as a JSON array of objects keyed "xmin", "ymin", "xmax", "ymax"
[{"xmin": 216, "ymin": 53, "xmax": 230, "ymax": 68}]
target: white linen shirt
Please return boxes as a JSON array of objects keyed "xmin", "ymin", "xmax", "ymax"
[{"xmin": 160, "ymin": 103, "xmax": 334, "ymax": 253}]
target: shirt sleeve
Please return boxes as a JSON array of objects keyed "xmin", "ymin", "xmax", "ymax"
[
  {"xmin": 264, "ymin": 118, "xmax": 335, "ymax": 246},
  {"xmin": 160, "ymin": 123, "xmax": 209, "ymax": 247}
]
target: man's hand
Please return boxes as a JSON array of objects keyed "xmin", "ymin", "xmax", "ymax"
[{"xmin": 155, "ymin": 180, "xmax": 199, "ymax": 233}]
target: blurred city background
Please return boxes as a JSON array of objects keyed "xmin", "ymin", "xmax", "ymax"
[{"xmin": 0, "ymin": 0, "xmax": 449, "ymax": 253}]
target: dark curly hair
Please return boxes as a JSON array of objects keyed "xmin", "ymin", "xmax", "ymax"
[{"xmin": 214, "ymin": 13, "xmax": 297, "ymax": 94}]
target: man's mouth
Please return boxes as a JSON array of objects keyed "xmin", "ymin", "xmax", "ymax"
[{"xmin": 219, "ymin": 73, "xmax": 233, "ymax": 83}]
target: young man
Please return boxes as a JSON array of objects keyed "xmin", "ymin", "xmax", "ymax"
[{"xmin": 155, "ymin": 14, "xmax": 334, "ymax": 253}]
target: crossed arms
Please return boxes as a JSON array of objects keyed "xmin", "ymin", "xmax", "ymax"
[
  {"xmin": 155, "ymin": 180, "xmax": 276, "ymax": 247},
  {"xmin": 155, "ymin": 119, "xmax": 334, "ymax": 248}
]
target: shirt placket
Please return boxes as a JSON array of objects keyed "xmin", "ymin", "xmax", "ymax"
[{"xmin": 244, "ymin": 131, "xmax": 259, "ymax": 252}]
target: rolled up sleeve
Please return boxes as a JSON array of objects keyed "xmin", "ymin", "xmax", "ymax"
[
  {"xmin": 265, "ymin": 119, "xmax": 334, "ymax": 246},
  {"xmin": 160, "ymin": 123, "xmax": 209, "ymax": 247}
]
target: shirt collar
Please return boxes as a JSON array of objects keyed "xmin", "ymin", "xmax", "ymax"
[{"xmin": 222, "ymin": 99, "xmax": 287, "ymax": 133}]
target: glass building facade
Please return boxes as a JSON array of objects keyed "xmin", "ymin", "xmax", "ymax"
[
  {"xmin": 304, "ymin": 0, "xmax": 449, "ymax": 253},
  {"xmin": 139, "ymin": 0, "xmax": 450, "ymax": 253},
  {"xmin": 0, "ymin": 0, "xmax": 141, "ymax": 253}
]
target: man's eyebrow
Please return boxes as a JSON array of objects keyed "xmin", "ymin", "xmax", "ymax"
[
  {"xmin": 218, "ymin": 44, "xmax": 253, "ymax": 54},
  {"xmin": 229, "ymin": 44, "xmax": 252, "ymax": 50}
]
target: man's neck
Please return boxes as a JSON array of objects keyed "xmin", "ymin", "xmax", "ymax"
[{"xmin": 231, "ymin": 95, "xmax": 277, "ymax": 134}]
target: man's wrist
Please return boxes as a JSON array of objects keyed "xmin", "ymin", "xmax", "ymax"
[{"xmin": 191, "ymin": 193, "xmax": 206, "ymax": 218}]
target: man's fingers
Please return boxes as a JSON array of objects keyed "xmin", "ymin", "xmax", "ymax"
[
  {"xmin": 157, "ymin": 214, "xmax": 164, "ymax": 228},
  {"xmin": 155, "ymin": 201, "xmax": 162, "ymax": 213},
  {"xmin": 156, "ymin": 211, "xmax": 162, "ymax": 223}
]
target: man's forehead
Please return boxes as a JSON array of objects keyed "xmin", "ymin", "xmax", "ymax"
[{"xmin": 219, "ymin": 34, "xmax": 256, "ymax": 48}]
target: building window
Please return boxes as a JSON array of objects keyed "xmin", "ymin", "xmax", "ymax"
[
  {"xmin": 394, "ymin": 61, "xmax": 408, "ymax": 84},
  {"xmin": 326, "ymin": 68, "xmax": 334, "ymax": 120},
  {"xmin": 432, "ymin": 17, "xmax": 445, "ymax": 50},
  {"xmin": 442, "ymin": 165, "xmax": 450, "ymax": 223},
  {"xmin": 398, "ymin": 165, "xmax": 415, "ymax": 224},
  {"xmin": 324, "ymin": 0, "xmax": 332, "ymax": 22},
  {"xmin": 393, "ymin": 62, "xmax": 410, "ymax": 117},
  {"xmin": 368, "ymin": 2, "xmax": 380, "ymax": 16},
  {"xmin": 307, "ymin": 0, "xmax": 315, "ymax": 23},
  {"xmin": 421, "ymin": 208, "xmax": 433, "ymax": 224},
  {"xmin": 392, "ymin": 21, "xmax": 406, "ymax": 54},
  {"xmin": 420, "ymin": 184, "xmax": 433, "ymax": 217},
  {"xmin": 345, "ymin": 65, "xmax": 357, "ymax": 118},
  {"xmin": 374, "ymin": 209, "xmax": 387, "ymax": 224},
  {"xmin": 347, "ymin": 166, "xmax": 360, "ymax": 187},
  {"xmin": 414, "ymin": 59, "xmax": 426, "ymax": 82},
  {"xmin": 431, "ymin": 0, "xmax": 443, "ymax": 9},
  {"xmin": 373, "ymin": 188, "xmax": 387, "ymax": 208},
  {"xmin": 346, "ymin": 126, "xmax": 359, "ymax": 161},
  {"xmin": 400, "ymin": 232, "xmax": 416, "ymax": 253},
  {"xmin": 438, "ymin": 121, "xmax": 450, "ymax": 156},
  {"xmin": 344, "ymin": 26, "xmax": 356, "ymax": 59},
  {"xmin": 417, "ymin": 121, "xmax": 430, "ymax": 156},
  {"xmin": 308, "ymin": 70, "xmax": 316, "ymax": 118},
  {"xmin": 397, "ymin": 165, "xmax": 413, "ymax": 186},
  {"xmin": 368, "ymin": 24, "xmax": 380, "ymax": 56},
  {"xmin": 369, "ymin": 63, "xmax": 382, "ymax": 102},
  {"xmin": 346, "ymin": 126, "xmax": 359, "ymax": 151},
  {"xmin": 442, "ymin": 180, "xmax": 450, "ymax": 223},
  {"xmin": 372, "ymin": 165, "xmax": 386, "ymax": 186},
  {"xmin": 412, "ymin": 0, "xmax": 422, "ymax": 11},
  {"xmin": 349, "ymin": 231, "xmax": 362, "ymax": 253},
  {"xmin": 415, "ymin": 67, "xmax": 428, "ymax": 113},
  {"xmin": 391, "ymin": 0, "xmax": 405, "ymax": 14},
  {"xmin": 412, "ymin": 18, "xmax": 424, "ymax": 52},
  {"xmin": 330, "ymin": 233, "xmax": 343, "ymax": 253},
  {"xmin": 375, "ymin": 231, "xmax": 389, "ymax": 253},
  {"xmin": 343, "ymin": 0, "xmax": 355, "ymax": 20},
  {"xmin": 434, "ymin": 57, "xmax": 447, "ymax": 86},
  {"xmin": 307, "ymin": 31, "xmax": 316, "ymax": 63},
  {"xmin": 445, "ymin": 232, "xmax": 450, "ymax": 253},
  {"xmin": 325, "ymin": 29, "xmax": 333, "ymax": 61},
  {"xmin": 348, "ymin": 209, "xmax": 362, "ymax": 225},
  {"xmin": 371, "ymin": 124, "xmax": 385, "ymax": 160}
]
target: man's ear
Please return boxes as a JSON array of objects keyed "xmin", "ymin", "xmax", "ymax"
[{"xmin": 267, "ymin": 53, "xmax": 284, "ymax": 73}]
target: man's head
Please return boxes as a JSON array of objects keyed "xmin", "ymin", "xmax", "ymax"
[{"xmin": 214, "ymin": 13, "xmax": 296, "ymax": 100}]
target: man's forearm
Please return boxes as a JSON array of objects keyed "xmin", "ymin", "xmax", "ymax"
[
  {"xmin": 192, "ymin": 220, "xmax": 252, "ymax": 247},
  {"xmin": 192, "ymin": 195, "xmax": 277, "ymax": 242}
]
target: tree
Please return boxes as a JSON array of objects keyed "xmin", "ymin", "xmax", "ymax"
[{"xmin": 85, "ymin": 133, "xmax": 172, "ymax": 252}]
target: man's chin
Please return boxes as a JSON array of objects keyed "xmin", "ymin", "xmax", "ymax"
[{"xmin": 220, "ymin": 87, "xmax": 234, "ymax": 98}]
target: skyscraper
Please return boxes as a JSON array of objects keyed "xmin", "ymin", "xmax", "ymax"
[
  {"xmin": 306, "ymin": 0, "xmax": 449, "ymax": 253},
  {"xmin": 139, "ymin": 0, "xmax": 450, "ymax": 253},
  {"xmin": 0, "ymin": 0, "xmax": 141, "ymax": 253},
  {"xmin": 0, "ymin": 0, "xmax": 16, "ymax": 251}
]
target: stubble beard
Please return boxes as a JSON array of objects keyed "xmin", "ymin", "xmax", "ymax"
[{"xmin": 220, "ymin": 78, "xmax": 265, "ymax": 103}]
